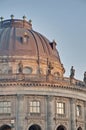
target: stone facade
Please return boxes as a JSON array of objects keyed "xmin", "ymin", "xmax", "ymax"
[
  {"xmin": 0, "ymin": 80, "xmax": 86, "ymax": 130},
  {"xmin": 0, "ymin": 18, "xmax": 85, "ymax": 130}
]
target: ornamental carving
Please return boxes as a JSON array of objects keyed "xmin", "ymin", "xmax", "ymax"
[{"xmin": 18, "ymin": 61, "xmax": 23, "ymax": 73}]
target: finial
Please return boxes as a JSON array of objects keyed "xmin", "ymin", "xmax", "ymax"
[
  {"xmin": 0, "ymin": 16, "xmax": 4, "ymax": 22},
  {"xmin": 29, "ymin": 19, "xmax": 32, "ymax": 24},
  {"xmin": 23, "ymin": 15, "xmax": 26, "ymax": 20},
  {"xmin": 10, "ymin": 14, "xmax": 14, "ymax": 19}
]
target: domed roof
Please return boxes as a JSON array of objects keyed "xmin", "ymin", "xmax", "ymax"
[{"xmin": 0, "ymin": 19, "xmax": 60, "ymax": 61}]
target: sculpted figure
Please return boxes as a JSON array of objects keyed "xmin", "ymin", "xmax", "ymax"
[
  {"xmin": 18, "ymin": 61, "xmax": 23, "ymax": 73},
  {"xmin": 70, "ymin": 66, "xmax": 75, "ymax": 78},
  {"xmin": 84, "ymin": 71, "xmax": 86, "ymax": 84},
  {"xmin": 47, "ymin": 62, "xmax": 53, "ymax": 75}
]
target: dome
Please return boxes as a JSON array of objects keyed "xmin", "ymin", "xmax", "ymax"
[
  {"xmin": 0, "ymin": 19, "xmax": 60, "ymax": 60},
  {"xmin": 0, "ymin": 18, "xmax": 86, "ymax": 130},
  {"xmin": 0, "ymin": 19, "xmax": 65, "ymax": 77}
]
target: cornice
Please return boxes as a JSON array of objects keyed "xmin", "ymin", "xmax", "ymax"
[{"xmin": 0, "ymin": 80, "xmax": 86, "ymax": 93}]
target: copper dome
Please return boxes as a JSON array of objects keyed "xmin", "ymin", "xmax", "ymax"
[{"xmin": 0, "ymin": 19, "xmax": 60, "ymax": 61}]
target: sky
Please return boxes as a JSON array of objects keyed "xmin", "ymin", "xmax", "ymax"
[{"xmin": 0, "ymin": 0, "xmax": 86, "ymax": 80}]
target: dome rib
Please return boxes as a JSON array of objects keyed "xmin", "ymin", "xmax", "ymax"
[
  {"xmin": 38, "ymin": 32, "xmax": 51, "ymax": 55},
  {"xmin": 33, "ymin": 31, "xmax": 46, "ymax": 53},
  {"xmin": 6, "ymin": 28, "xmax": 12, "ymax": 50},
  {"xmin": 12, "ymin": 27, "xmax": 16, "ymax": 51},
  {"xmin": 0, "ymin": 28, "xmax": 6, "ymax": 49},
  {"xmin": 29, "ymin": 29, "xmax": 40, "ymax": 62}
]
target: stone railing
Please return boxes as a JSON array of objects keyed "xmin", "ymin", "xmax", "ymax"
[{"xmin": 0, "ymin": 73, "xmax": 85, "ymax": 87}]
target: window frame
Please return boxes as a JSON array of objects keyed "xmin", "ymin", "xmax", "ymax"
[
  {"xmin": 29, "ymin": 101, "xmax": 41, "ymax": 114},
  {"xmin": 0, "ymin": 101, "xmax": 11, "ymax": 114},
  {"xmin": 56, "ymin": 102, "xmax": 65, "ymax": 115}
]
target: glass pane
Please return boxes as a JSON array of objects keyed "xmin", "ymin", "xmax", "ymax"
[
  {"xmin": 30, "ymin": 107, "xmax": 33, "ymax": 113},
  {"xmin": 4, "ymin": 102, "xmax": 7, "ymax": 106},
  {"xmin": 4, "ymin": 108, "xmax": 7, "ymax": 113},
  {"xmin": 59, "ymin": 109, "xmax": 62, "ymax": 114},
  {"xmin": 37, "ymin": 101, "xmax": 40, "ymax": 106},
  {"xmin": 8, "ymin": 102, "xmax": 11, "ymax": 106},
  {"xmin": 0, "ymin": 102, "xmax": 3, "ymax": 107},
  {"xmin": 0, "ymin": 108, "xmax": 3, "ymax": 113},
  {"xmin": 59, "ymin": 103, "xmax": 62, "ymax": 107},
  {"xmin": 33, "ymin": 102, "xmax": 36, "ymax": 106},
  {"xmin": 33, "ymin": 107, "xmax": 36, "ymax": 113},
  {"xmin": 37, "ymin": 107, "xmax": 40, "ymax": 113}
]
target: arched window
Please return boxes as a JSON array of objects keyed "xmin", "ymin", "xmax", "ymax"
[
  {"xmin": 57, "ymin": 125, "xmax": 66, "ymax": 130},
  {"xmin": 23, "ymin": 67, "xmax": 32, "ymax": 74},
  {"xmin": 29, "ymin": 124, "xmax": 41, "ymax": 130}
]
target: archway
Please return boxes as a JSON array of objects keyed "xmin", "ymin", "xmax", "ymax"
[
  {"xmin": 29, "ymin": 124, "xmax": 41, "ymax": 130},
  {"xmin": 77, "ymin": 127, "xmax": 82, "ymax": 130},
  {"xmin": 57, "ymin": 125, "xmax": 66, "ymax": 130},
  {"xmin": 0, "ymin": 124, "xmax": 11, "ymax": 130}
]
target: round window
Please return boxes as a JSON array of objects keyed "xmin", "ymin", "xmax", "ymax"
[{"xmin": 23, "ymin": 67, "xmax": 32, "ymax": 74}]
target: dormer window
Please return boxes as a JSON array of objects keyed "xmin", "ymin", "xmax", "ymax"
[{"xmin": 20, "ymin": 32, "xmax": 29, "ymax": 44}]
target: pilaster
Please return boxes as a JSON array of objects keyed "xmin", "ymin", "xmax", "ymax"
[
  {"xmin": 46, "ymin": 96, "xmax": 53, "ymax": 130},
  {"xmin": 70, "ymin": 98, "xmax": 76, "ymax": 130},
  {"xmin": 16, "ymin": 94, "xmax": 24, "ymax": 130}
]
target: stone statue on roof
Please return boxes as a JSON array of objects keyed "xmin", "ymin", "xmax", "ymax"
[
  {"xmin": 84, "ymin": 71, "xmax": 86, "ymax": 84},
  {"xmin": 70, "ymin": 66, "xmax": 75, "ymax": 79},
  {"xmin": 18, "ymin": 61, "xmax": 23, "ymax": 73},
  {"xmin": 47, "ymin": 62, "xmax": 53, "ymax": 75}
]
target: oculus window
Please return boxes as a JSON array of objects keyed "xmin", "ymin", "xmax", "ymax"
[{"xmin": 23, "ymin": 67, "xmax": 32, "ymax": 74}]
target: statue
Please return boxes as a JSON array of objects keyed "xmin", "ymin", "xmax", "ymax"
[
  {"xmin": 18, "ymin": 61, "xmax": 23, "ymax": 73},
  {"xmin": 47, "ymin": 62, "xmax": 53, "ymax": 75},
  {"xmin": 70, "ymin": 66, "xmax": 75, "ymax": 79},
  {"xmin": 84, "ymin": 71, "xmax": 86, "ymax": 84}
]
